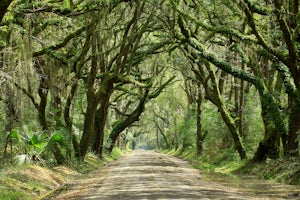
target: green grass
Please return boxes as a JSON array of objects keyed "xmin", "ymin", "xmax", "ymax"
[
  {"xmin": 0, "ymin": 189, "xmax": 26, "ymax": 200},
  {"xmin": 0, "ymin": 149, "xmax": 124, "ymax": 200},
  {"xmin": 161, "ymin": 147, "xmax": 300, "ymax": 185}
]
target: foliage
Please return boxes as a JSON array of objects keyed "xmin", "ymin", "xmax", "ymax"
[
  {"xmin": 0, "ymin": 0, "xmax": 299, "ymax": 187},
  {"xmin": 0, "ymin": 149, "xmax": 123, "ymax": 200},
  {"xmin": 177, "ymin": 107, "xmax": 197, "ymax": 149}
]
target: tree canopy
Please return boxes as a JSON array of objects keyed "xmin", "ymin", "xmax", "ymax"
[{"xmin": 0, "ymin": 0, "xmax": 299, "ymax": 164}]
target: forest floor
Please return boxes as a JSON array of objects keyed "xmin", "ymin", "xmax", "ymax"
[{"xmin": 51, "ymin": 150, "xmax": 300, "ymax": 200}]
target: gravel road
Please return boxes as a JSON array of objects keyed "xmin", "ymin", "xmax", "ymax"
[{"xmin": 54, "ymin": 150, "xmax": 300, "ymax": 200}]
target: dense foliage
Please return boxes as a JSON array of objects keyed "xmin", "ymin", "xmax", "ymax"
[{"xmin": 0, "ymin": 0, "xmax": 299, "ymax": 167}]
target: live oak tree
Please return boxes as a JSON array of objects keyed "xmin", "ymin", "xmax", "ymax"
[
  {"xmin": 172, "ymin": 0, "xmax": 299, "ymax": 161},
  {"xmin": 239, "ymin": 0, "xmax": 300, "ymax": 158},
  {"xmin": 106, "ymin": 74, "xmax": 175, "ymax": 152},
  {"xmin": 76, "ymin": 0, "xmax": 175, "ymax": 159},
  {"xmin": 1, "ymin": 0, "xmax": 299, "ymax": 165}
]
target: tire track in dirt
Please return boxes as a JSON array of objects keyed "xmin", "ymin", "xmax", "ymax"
[{"xmin": 53, "ymin": 150, "xmax": 300, "ymax": 200}]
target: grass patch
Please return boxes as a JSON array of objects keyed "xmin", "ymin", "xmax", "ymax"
[
  {"xmin": 0, "ymin": 149, "xmax": 124, "ymax": 200},
  {"xmin": 161, "ymin": 147, "xmax": 300, "ymax": 186},
  {"xmin": 0, "ymin": 189, "xmax": 25, "ymax": 200},
  {"xmin": 235, "ymin": 157, "xmax": 300, "ymax": 185}
]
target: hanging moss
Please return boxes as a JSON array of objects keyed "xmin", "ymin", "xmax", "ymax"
[{"xmin": 188, "ymin": 39, "xmax": 287, "ymax": 160}]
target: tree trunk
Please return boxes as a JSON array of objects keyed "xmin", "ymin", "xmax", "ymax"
[
  {"xmin": 173, "ymin": 117, "xmax": 179, "ymax": 150},
  {"xmin": 206, "ymin": 64, "xmax": 247, "ymax": 160},
  {"xmin": 156, "ymin": 129, "xmax": 160, "ymax": 149},
  {"xmin": 253, "ymin": 95, "xmax": 281, "ymax": 162},
  {"xmin": 93, "ymin": 109, "xmax": 103, "ymax": 155},
  {"xmin": 154, "ymin": 121, "xmax": 169, "ymax": 149},
  {"xmin": 38, "ymin": 74, "xmax": 49, "ymax": 131},
  {"xmin": 160, "ymin": 131, "xmax": 169, "ymax": 149},
  {"xmin": 286, "ymin": 95, "xmax": 300, "ymax": 157},
  {"xmin": 78, "ymin": 32, "xmax": 98, "ymax": 159},
  {"xmin": 107, "ymin": 108, "xmax": 143, "ymax": 153},
  {"xmin": 196, "ymin": 82, "xmax": 205, "ymax": 155},
  {"xmin": 107, "ymin": 90, "xmax": 149, "ymax": 153},
  {"xmin": 92, "ymin": 77, "xmax": 113, "ymax": 157},
  {"xmin": 64, "ymin": 82, "xmax": 79, "ymax": 158},
  {"xmin": 217, "ymin": 101, "xmax": 247, "ymax": 159},
  {"xmin": 3, "ymin": 86, "xmax": 16, "ymax": 156},
  {"xmin": 52, "ymin": 143, "xmax": 65, "ymax": 164},
  {"xmin": 238, "ymin": 75, "xmax": 245, "ymax": 138},
  {"xmin": 78, "ymin": 99, "xmax": 98, "ymax": 159}
]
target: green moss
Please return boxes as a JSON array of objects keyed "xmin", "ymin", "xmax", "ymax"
[{"xmin": 0, "ymin": 189, "xmax": 26, "ymax": 200}]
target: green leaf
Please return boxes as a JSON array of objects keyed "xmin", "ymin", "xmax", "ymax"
[
  {"xmin": 34, "ymin": 142, "xmax": 47, "ymax": 150},
  {"xmin": 49, "ymin": 133, "xmax": 64, "ymax": 144},
  {"xmin": 29, "ymin": 134, "xmax": 40, "ymax": 146},
  {"xmin": 64, "ymin": 0, "xmax": 71, "ymax": 10},
  {"xmin": 10, "ymin": 129, "xmax": 20, "ymax": 141}
]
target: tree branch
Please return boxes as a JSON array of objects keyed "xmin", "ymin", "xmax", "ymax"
[
  {"xmin": 149, "ymin": 76, "xmax": 176, "ymax": 99},
  {"xmin": 241, "ymin": 1, "xmax": 288, "ymax": 65},
  {"xmin": 33, "ymin": 25, "xmax": 92, "ymax": 57}
]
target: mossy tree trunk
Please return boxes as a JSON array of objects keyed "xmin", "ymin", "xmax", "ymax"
[
  {"xmin": 64, "ymin": 82, "xmax": 80, "ymax": 158},
  {"xmin": 79, "ymin": 98, "xmax": 98, "ymax": 159},
  {"xmin": 286, "ymin": 96, "xmax": 300, "ymax": 157},
  {"xmin": 196, "ymin": 81, "xmax": 206, "ymax": 155},
  {"xmin": 274, "ymin": 0, "xmax": 300, "ymax": 157},
  {"xmin": 35, "ymin": 59, "xmax": 66, "ymax": 164},
  {"xmin": 3, "ymin": 85, "xmax": 17, "ymax": 156},
  {"xmin": 187, "ymin": 51, "xmax": 247, "ymax": 159},
  {"xmin": 36, "ymin": 60, "xmax": 49, "ymax": 131},
  {"xmin": 78, "ymin": 32, "xmax": 99, "ymax": 160},
  {"xmin": 242, "ymin": 0, "xmax": 300, "ymax": 157},
  {"xmin": 253, "ymin": 95, "xmax": 281, "ymax": 162},
  {"xmin": 64, "ymin": 27, "xmax": 94, "ymax": 159},
  {"xmin": 92, "ymin": 76, "xmax": 114, "ymax": 157},
  {"xmin": 186, "ymin": 39, "xmax": 287, "ymax": 161},
  {"xmin": 107, "ymin": 89, "xmax": 149, "ymax": 153},
  {"xmin": 173, "ymin": 117, "xmax": 179, "ymax": 150},
  {"xmin": 206, "ymin": 63, "xmax": 247, "ymax": 159}
]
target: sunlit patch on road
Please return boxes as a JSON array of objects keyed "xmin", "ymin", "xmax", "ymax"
[{"xmin": 54, "ymin": 150, "xmax": 300, "ymax": 200}]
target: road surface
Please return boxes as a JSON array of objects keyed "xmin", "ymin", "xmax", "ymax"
[{"xmin": 54, "ymin": 150, "xmax": 300, "ymax": 200}]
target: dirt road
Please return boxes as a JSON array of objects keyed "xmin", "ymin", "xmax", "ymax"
[{"xmin": 54, "ymin": 150, "xmax": 300, "ymax": 200}]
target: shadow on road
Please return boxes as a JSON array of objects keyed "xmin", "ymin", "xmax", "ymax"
[{"xmin": 54, "ymin": 150, "xmax": 300, "ymax": 200}]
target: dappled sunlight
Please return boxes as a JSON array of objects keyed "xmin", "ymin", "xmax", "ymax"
[{"xmin": 54, "ymin": 150, "xmax": 300, "ymax": 200}]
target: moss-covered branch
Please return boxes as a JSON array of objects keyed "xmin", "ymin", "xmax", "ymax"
[
  {"xmin": 149, "ymin": 76, "xmax": 176, "ymax": 99},
  {"xmin": 240, "ymin": 1, "xmax": 288, "ymax": 65},
  {"xmin": 177, "ymin": 9, "xmax": 257, "ymax": 44},
  {"xmin": 33, "ymin": 25, "xmax": 91, "ymax": 57},
  {"xmin": 107, "ymin": 76, "xmax": 174, "ymax": 152},
  {"xmin": 187, "ymin": 38, "xmax": 287, "ymax": 157},
  {"xmin": 243, "ymin": 0, "xmax": 272, "ymax": 15}
]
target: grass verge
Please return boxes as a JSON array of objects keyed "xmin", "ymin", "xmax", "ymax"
[
  {"xmin": 161, "ymin": 148, "xmax": 300, "ymax": 185},
  {"xmin": 0, "ymin": 148, "xmax": 123, "ymax": 200}
]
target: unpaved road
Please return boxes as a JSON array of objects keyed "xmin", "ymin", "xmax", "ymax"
[{"xmin": 54, "ymin": 150, "xmax": 300, "ymax": 200}]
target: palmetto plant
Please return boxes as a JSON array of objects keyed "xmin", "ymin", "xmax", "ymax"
[{"xmin": 10, "ymin": 129, "xmax": 65, "ymax": 165}]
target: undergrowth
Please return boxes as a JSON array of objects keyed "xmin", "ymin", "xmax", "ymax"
[
  {"xmin": 162, "ymin": 148, "xmax": 300, "ymax": 185},
  {"xmin": 0, "ymin": 148, "xmax": 123, "ymax": 200}
]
